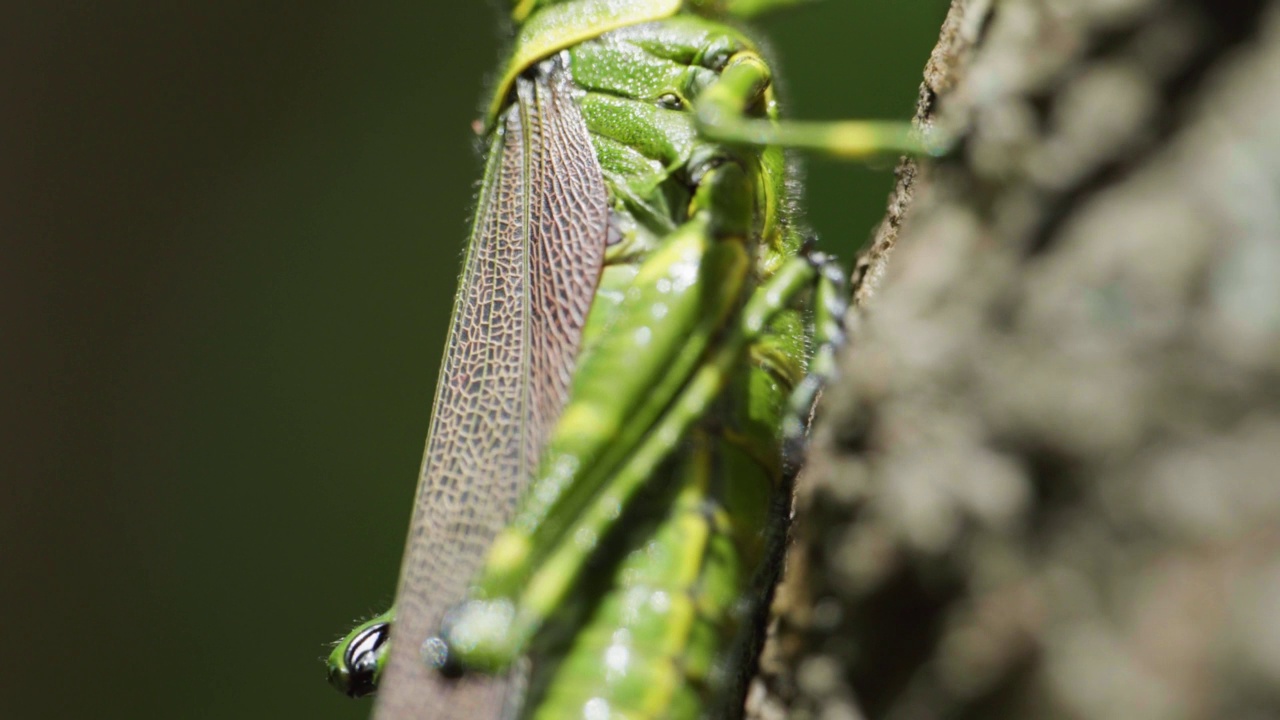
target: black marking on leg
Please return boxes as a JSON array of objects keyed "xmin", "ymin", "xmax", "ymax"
[{"xmin": 781, "ymin": 249, "xmax": 849, "ymax": 476}]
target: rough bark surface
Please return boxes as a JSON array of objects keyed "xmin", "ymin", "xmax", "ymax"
[{"xmin": 776, "ymin": 1, "xmax": 1280, "ymax": 718}]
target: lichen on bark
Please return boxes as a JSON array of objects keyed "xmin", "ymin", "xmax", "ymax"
[{"xmin": 766, "ymin": 1, "xmax": 1280, "ymax": 718}]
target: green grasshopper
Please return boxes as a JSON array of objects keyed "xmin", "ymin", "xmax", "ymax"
[{"xmin": 328, "ymin": 1, "xmax": 925, "ymax": 717}]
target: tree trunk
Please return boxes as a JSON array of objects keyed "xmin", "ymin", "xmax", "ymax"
[{"xmin": 756, "ymin": 1, "xmax": 1280, "ymax": 718}]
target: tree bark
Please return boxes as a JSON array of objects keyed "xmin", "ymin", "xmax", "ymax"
[{"xmin": 762, "ymin": 1, "xmax": 1280, "ymax": 718}]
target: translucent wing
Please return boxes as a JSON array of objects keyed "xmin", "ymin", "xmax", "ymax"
[{"xmin": 373, "ymin": 61, "xmax": 607, "ymax": 720}]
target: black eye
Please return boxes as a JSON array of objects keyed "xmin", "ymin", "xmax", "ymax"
[
  {"xmin": 657, "ymin": 93, "xmax": 684, "ymax": 110},
  {"xmin": 342, "ymin": 622, "xmax": 391, "ymax": 698}
]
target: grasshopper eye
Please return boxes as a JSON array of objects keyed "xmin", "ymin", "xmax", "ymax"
[{"xmin": 330, "ymin": 621, "xmax": 391, "ymax": 698}]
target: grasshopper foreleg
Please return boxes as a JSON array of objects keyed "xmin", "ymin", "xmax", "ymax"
[{"xmin": 695, "ymin": 50, "xmax": 943, "ymax": 159}]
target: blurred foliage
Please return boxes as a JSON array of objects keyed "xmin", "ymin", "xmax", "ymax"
[{"xmin": 3, "ymin": 2, "xmax": 943, "ymax": 717}]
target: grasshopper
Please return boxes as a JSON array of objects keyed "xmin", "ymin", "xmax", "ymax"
[{"xmin": 328, "ymin": 1, "xmax": 925, "ymax": 717}]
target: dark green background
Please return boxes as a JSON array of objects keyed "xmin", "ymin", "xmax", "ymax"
[{"xmin": 4, "ymin": 2, "xmax": 944, "ymax": 717}]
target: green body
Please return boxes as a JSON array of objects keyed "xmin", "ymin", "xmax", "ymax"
[
  {"xmin": 327, "ymin": 1, "xmax": 913, "ymax": 717},
  {"xmin": 460, "ymin": 15, "xmax": 803, "ymax": 719},
  {"xmin": 471, "ymin": 14, "xmax": 798, "ymax": 712}
]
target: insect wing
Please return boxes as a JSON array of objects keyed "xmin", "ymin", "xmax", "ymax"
[{"xmin": 373, "ymin": 64, "xmax": 608, "ymax": 720}]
